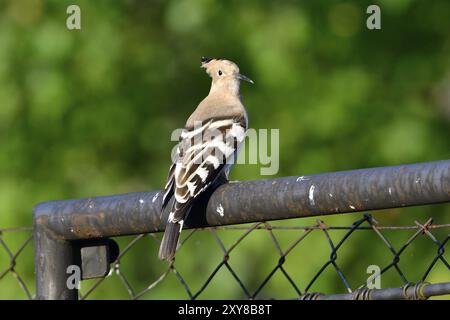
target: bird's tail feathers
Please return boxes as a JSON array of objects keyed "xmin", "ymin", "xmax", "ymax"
[{"xmin": 159, "ymin": 220, "xmax": 182, "ymax": 261}]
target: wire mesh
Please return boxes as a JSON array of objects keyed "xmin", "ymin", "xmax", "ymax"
[
  {"xmin": 80, "ymin": 213, "xmax": 450, "ymax": 300},
  {"xmin": 1, "ymin": 213, "xmax": 449, "ymax": 299},
  {"xmin": 0, "ymin": 227, "xmax": 34, "ymax": 299}
]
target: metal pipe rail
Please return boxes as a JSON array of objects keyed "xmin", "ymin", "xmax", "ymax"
[
  {"xmin": 33, "ymin": 160, "xmax": 450, "ymax": 299},
  {"xmin": 304, "ymin": 282, "xmax": 450, "ymax": 300}
]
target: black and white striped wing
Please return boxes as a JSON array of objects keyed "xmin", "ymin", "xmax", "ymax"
[{"xmin": 162, "ymin": 118, "xmax": 246, "ymax": 223}]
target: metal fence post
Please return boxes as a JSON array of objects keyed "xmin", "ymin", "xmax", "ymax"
[{"xmin": 33, "ymin": 210, "xmax": 79, "ymax": 300}]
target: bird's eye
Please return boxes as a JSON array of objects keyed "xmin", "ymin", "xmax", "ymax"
[{"xmin": 218, "ymin": 70, "xmax": 223, "ymax": 76}]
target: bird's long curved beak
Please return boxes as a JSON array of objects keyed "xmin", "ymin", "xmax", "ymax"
[{"xmin": 237, "ymin": 73, "xmax": 254, "ymax": 84}]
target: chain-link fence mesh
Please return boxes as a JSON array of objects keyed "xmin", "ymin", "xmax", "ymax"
[
  {"xmin": 1, "ymin": 213, "xmax": 449, "ymax": 299},
  {"xmin": 0, "ymin": 227, "xmax": 33, "ymax": 299}
]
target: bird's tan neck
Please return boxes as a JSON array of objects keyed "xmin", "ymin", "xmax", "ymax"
[
  {"xmin": 209, "ymin": 78, "xmax": 240, "ymax": 97},
  {"xmin": 184, "ymin": 88, "xmax": 245, "ymax": 129}
]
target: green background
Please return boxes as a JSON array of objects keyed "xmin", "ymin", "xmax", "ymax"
[{"xmin": 0, "ymin": 0, "xmax": 449, "ymax": 299}]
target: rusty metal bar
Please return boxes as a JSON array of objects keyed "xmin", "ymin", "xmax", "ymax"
[
  {"xmin": 33, "ymin": 160, "xmax": 450, "ymax": 299},
  {"xmin": 314, "ymin": 281, "xmax": 450, "ymax": 300},
  {"xmin": 34, "ymin": 160, "xmax": 450, "ymax": 240}
]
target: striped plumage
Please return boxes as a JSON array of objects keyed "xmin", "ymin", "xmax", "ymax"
[{"xmin": 158, "ymin": 58, "xmax": 253, "ymax": 261}]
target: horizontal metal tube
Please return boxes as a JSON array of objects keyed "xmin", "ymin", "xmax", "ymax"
[
  {"xmin": 33, "ymin": 160, "xmax": 450, "ymax": 240},
  {"xmin": 317, "ymin": 282, "xmax": 450, "ymax": 300}
]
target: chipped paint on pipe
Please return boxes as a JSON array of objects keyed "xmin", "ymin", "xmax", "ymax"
[
  {"xmin": 33, "ymin": 160, "xmax": 450, "ymax": 241},
  {"xmin": 204, "ymin": 160, "xmax": 449, "ymax": 226}
]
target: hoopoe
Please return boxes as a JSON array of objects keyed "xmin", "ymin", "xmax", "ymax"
[{"xmin": 159, "ymin": 57, "xmax": 253, "ymax": 261}]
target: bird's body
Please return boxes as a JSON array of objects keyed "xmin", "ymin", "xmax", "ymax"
[{"xmin": 159, "ymin": 58, "xmax": 253, "ymax": 261}]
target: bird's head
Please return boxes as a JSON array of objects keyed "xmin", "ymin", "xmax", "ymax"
[{"xmin": 201, "ymin": 57, "xmax": 254, "ymax": 87}]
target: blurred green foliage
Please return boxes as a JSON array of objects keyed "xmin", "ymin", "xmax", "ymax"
[{"xmin": 0, "ymin": 0, "xmax": 449, "ymax": 299}]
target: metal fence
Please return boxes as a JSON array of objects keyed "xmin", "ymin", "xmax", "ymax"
[
  {"xmin": 1, "ymin": 214, "xmax": 450, "ymax": 300},
  {"xmin": 79, "ymin": 213, "xmax": 450, "ymax": 300},
  {"xmin": 0, "ymin": 227, "xmax": 33, "ymax": 299},
  {"xmin": 1, "ymin": 160, "xmax": 449, "ymax": 299}
]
